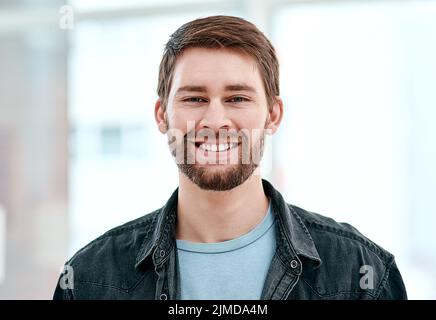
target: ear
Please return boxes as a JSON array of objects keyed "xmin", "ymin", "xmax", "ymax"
[
  {"xmin": 265, "ymin": 96, "xmax": 284, "ymax": 135},
  {"xmin": 155, "ymin": 98, "xmax": 168, "ymax": 134}
]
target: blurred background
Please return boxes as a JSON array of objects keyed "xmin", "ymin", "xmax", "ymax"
[{"xmin": 0, "ymin": 0, "xmax": 435, "ymax": 299}]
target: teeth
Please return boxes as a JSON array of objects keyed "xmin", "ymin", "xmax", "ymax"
[{"xmin": 198, "ymin": 143, "xmax": 238, "ymax": 152}]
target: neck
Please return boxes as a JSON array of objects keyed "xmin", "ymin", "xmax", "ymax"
[{"xmin": 176, "ymin": 171, "xmax": 269, "ymax": 243}]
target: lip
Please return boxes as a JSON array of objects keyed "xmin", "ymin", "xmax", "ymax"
[
  {"xmin": 192, "ymin": 141, "xmax": 241, "ymax": 150},
  {"xmin": 189, "ymin": 141, "xmax": 241, "ymax": 162},
  {"xmin": 189, "ymin": 141, "xmax": 240, "ymax": 146}
]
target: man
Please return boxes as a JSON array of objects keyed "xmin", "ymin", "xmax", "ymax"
[{"xmin": 53, "ymin": 15, "xmax": 407, "ymax": 300}]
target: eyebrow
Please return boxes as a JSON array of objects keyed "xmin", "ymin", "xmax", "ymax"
[
  {"xmin": 176, "ymin": 85, "xmax": 207, "ymax": 94},
  {"xmin": 175, "ymin": 83, "xmax": 256, "ymax": 95},
  {"xmin": 224, "ymin": 84, "xmax": 256, "ymax": 92}
]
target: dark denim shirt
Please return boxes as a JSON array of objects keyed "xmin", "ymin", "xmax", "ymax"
[{"xmin": 53, "ymin": 179, "xmax": 407, "ymax": 300}]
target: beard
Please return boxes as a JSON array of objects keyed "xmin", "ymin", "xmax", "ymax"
[{"xmin": 168, "ymin": 120, "xmax": 267, "ymax": 191}]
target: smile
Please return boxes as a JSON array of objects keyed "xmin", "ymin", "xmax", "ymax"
[{"xmin": 194, "ymin": 142, "xmax": 240, "ymax": 152}]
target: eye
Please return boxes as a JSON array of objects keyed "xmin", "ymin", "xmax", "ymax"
[
  {"xmin": 227, "ymin": 96, "xmax": 250, "ymax": 103},
  {"xmin": 182, "ymin": 97, "xmax": 207, "ymax": 103}
]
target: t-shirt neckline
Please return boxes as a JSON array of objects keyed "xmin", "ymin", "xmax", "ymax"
[{"xmin": 176, "ymin": 199, "xmax": 274, "ymax": 254}]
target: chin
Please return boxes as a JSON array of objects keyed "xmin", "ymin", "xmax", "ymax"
[{"xmin": 179, "ymin": 162, "xmax": 258, "ymax": 191}]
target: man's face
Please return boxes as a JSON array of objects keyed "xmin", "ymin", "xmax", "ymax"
[{"xmin": 161, "ymin": 47, "xmax": 271, "ymax": 191}]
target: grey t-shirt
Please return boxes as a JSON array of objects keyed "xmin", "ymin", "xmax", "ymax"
[{"xmin": 176, "ymin": 200, "xmax": 276, "ymax": 300}]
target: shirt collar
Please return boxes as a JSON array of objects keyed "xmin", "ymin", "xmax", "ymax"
[
  {"xmin": 262, "ymin": 179, "xmax": 322, "ymax": 269},
  {"xmin": 135, "ymin": 179, "xmax": 322, "ymax": 269}
]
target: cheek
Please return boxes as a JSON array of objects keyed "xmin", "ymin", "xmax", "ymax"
[
  {"xmin": 169, "ymin": 110, "xmax": 203, "ymax": 132},
  {"xmin": 234, "ymin": 115, "xmax": 267, "ymax": 131},
  {"xmin": 228, "ymin": 106, "xmax": 268, "ymax": 127}
]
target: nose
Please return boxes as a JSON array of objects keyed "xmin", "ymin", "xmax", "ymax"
[{"xmin": 197, "ymin": 98, "xmax": 232, "ymax": 132}]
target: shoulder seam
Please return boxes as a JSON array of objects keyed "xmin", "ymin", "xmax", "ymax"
[
  {"xmin": 67, "ymin": 210, "xmax": 159, "ymax": 265},
  {"xmin": 290, "ymin": 205, "xmax": 393, "ymax": 263}
]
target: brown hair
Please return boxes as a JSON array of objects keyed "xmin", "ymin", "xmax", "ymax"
[{"xmin": 157, "ymin": 15, "xmax": 279, "ymax": 111}]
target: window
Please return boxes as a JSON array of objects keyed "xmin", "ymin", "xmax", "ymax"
[{"xmin": 273, "ymin": 0, "xmax": 436, "ymax": 299}]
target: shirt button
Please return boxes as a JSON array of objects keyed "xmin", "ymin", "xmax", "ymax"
[
  {"xmin": 159, "ymin": 250, "xmax": 165, "ymax": 257},
  {"xmin": 160, "ymin": 293, "xmax": 167, "ymax": 300},
  {"xmin": 290, "ymin": 259, "xmax": 299, "ymax": 269}
]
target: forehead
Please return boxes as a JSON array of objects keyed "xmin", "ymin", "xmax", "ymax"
[{"xmin": 170, "ymin": 47, "xmax": 263, "ymax": 91}]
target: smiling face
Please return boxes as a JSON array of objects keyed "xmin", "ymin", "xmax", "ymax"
[{"xmin": 155, "ymin": 47, "xmax": 281, "ymax": 191}]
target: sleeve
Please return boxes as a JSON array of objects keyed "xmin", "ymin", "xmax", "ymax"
[{"xmin": 376, "ymin": 259, "xmax": 408, "ymax": 300}]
